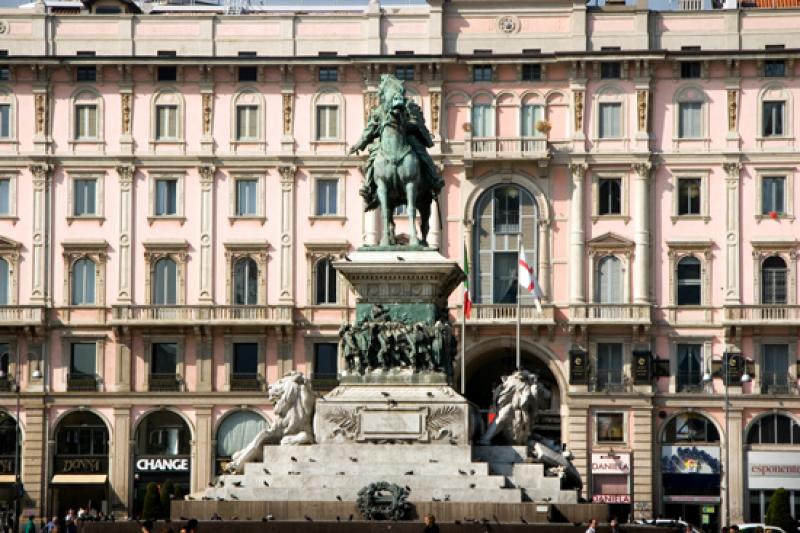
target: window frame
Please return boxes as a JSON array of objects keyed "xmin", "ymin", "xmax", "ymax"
[
  {"xmin": 314, "ymin": 256, "xmax": 338, "ymax": 306},
  {"xmin": 312, "ymin": 342, "xmax": 339, "ymax": 380},
  {"xmin": 594, "ymin": 342, "xmax": 625, "ymax": 391},
  {"xmin": 60, "ymin": 335, "xmax": 105, "ymax": 391},
  {"xmin": 69, "ymin": 88, "xmax": 103, "ymax": 145},
  {"xmin": 0, "ymin": 237, "xmax": 19, "ymax": 306},
  {"xmin": 232, "ymin": 256, "xmax": 259, "ymax": 306},
  {"xmin": 680, "ymin": 61, "xmax": 702, "ymax": 80},
  {"xmin": 143, "ymin": 336, "xmax": 185, "ymax": 392},
  {"xmin": 304, "ymin": 241, "xmax": 350, "ymax": 307},
  {"xmin": 0, "ymin": 87, "xmax": 16, "ymax": 143},
  {"xmin": 224, "ymin": 242, "xmax": 268, "ymax": 306},
  {"xmin": 310, "ymin": 173, "xmax": 346, "ymax": 221},
  {"xmin": 595, "ymin": 410, "xmax": 627, "ymax": 445},
  {"xmin": 62, "ymin": 241, "xmax": 107, "ymax": 307},
  {"xmin": 311, "ymin": 89, "xmax": 344, "ymax": 145},
  {"xmin": 521, "ymin": 64, "xmax": 542, "ymax": 82},
  {"xmin": 600, "ymin": 62, "xmax": 622, "ymax": 80},
  {"xmin": 148, "ymin": 172, "xmax": 185, "ymax": 223},
  {"xmin": 671, "ymin": 171, "xmax": 710, "ymax": 223},
  {"xmin": 0, "ymin": 173, "xmax": 17, "ymax": 219},
  {"xmin": 229, "ymin": 174, "xmax": 265, "ymax": 221},
  {"xmin": 318, "ymin": 67, "xmax": 339, "ymax": 83},
  {"xmin": 757, "ymin": 85, "xmax": 792, "ymax": 143},
  {"xmin": 67, "ymin": 173, "xmax": 104, "ymax": 222},
  {"xmin": 591, "ymin": 171, "xmax": 629, "ymax": 221},
  {"xmin": 667, "ymin": 241, "xmax": 713, "ymax": 310},
  {"xmin": 751, "ymin": 339, "xmax": 797, "ymax": 395},
  {"xmin": 230, "ymin": 88, "xmax": 264, "ymax": 148},
  {"xmin": 755, "ymin": 170, "xmax": 794, "ymax": 221},
  {"xmin": 764, "ymin": 59, "xmax": 786, "ymax": 78},
  {"xmin": 472, "ymin": 65, "xmax": 493, "ymax": 82},
  {"xmin": 751, "ymin": 243, "xmax": 797, "ymax": 306},
  {"xmin": 143, "ymin": 242, "xmax": 189, "ymax": 306},
  {"xmin": 670, "ymin": 339, "xmax": 712, "ymax": 394},
  {"xmin": 223, "ymin": 337, "xmax": 266, "ymax": 392},
  {"xmin": 150, "ymin": 89, "xmax": 185, "ymax": 146},
  {"xmin": 592, "ymin": 85, "xmax": 627, "ymax": 144}
]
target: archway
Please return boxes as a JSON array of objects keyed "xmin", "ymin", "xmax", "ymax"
[
  {"xmin": 51, "ymin": 410, "xmax": 110, "ymax": 518},
  {"xmin": 0, "ymin": 411, "xmax": 20, "ymax": 519},
  {"xmin": 214, "ymin": 409, "xmax": 268, "ymax": 475},
  {"xmin": 132, "ymin": 410, "xmax": 192, "ymax": 518},
  {"xmin": 464, "ymin": 345, "xmax": 561, "ymax": 444}
]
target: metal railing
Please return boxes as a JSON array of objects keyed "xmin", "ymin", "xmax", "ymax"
[
  {"xmin": 67, "ymin": 374, "xmax": 98, "ymax": 392},
  {"xmin": 230, "ymin": 373, "xmax": 261, "ymax": 392},
  {"xmin": 149, "ymin": 373, "xmax": 181, "ymax": 392}
]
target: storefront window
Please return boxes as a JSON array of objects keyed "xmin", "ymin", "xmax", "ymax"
[
  {"xmin": 663, "ymin": 413, "xmax": 720, "ymax": 443},
  {"xmin": 215, "ymin": 410, "xmax": 267, "ymax": 474},
  {"xmin": 597, "ymin": 412, "xmax": 625, "ymax": 443}
]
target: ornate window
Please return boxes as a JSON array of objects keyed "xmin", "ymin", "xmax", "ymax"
[
  {"xmin": 151, "ymin": 89, "xmax": 184, "ymax": 143},
  {"xmin": 674, "ymin": 86, "xmax": 708, "ymax": 140},
  {"xmin": 0, "ymin": 174, "xmax": 16, "ymax": 218},
  {"xmin": 520, "ymin": 94, "xmax": 544, "ymax": 138},
  {"xmin": 70, "ymin": 88, "xmax": 102, "ymax": 142},
  {"xmin": 751, "ymin": 241, "xmax": 797, "ymax": 305},
  {"xmin": 62, "ymin": 240, "xmax": 107, "ymax": 307},
  {"xmin": 223, "ymin": 339, "xmax": 266, "ymax": 392},
  {"xmin": 224, "ymin": 242, "xmax": 268, "ymax": 306},
  {"xmin": 231, "ymin": 89, "xmax": 263, "ymax": 146},
  {"xmin": 67, "ymin": 173, "xmax": 104, "ymax": 222},
  {"xmin": 148, "ymin": 172, "xmax": 185, "ymax": 222},
  {"xmin": 144, "ymin": 241, "xmax": 188, "ymax": 306},
  {"xmin": 312, "ymin": 89, "xmax": 343, "ymax": 143},
  {"xmin": 755, "ymin": 169, "xmax": 794, "ymax": 220},
  {"xmin": 758, "ymin": 85, "xmax": 791, "ymax": 140},
  {"xmin": 747, "ymin": 413, "xmax": 800, "ymax": 444},
  {"xmin": 0, "ymin": 237, "xmax": 18, "ymax": 305},
  {"xmin": 671, "ymin": 171, "xmax": 710, "ymax": 222},
  {"xmin": 305, "ymin": 241, "xmax": 349, "ymax": 307},
  {"xmin": 0, "ymin": 88, "xmax": 16, "ymax": 142},
  {"xmin": 593, "ymin": 86, "xmax": 626, "ymax": 142},
  {"xmin": 471, "ymin": 93, "xmax": 495, "ymax": 139},
  {"xmin": 595, "ymin": 256, "xmax": 623, "ymax": 304},
  {"xmin": 587, "ymin": 232, "xmax": 633, "ymax": 304},
  {"xmin": 310, "ymin": 172, "xmax": 346, "ymax": 221},
  {"xmin": 473, "ymin": 185, "xmax": 538, "ymax": 305},
  {"xmin": 668, "ymin": 240, "xmax": 713, "ymax": 310}
]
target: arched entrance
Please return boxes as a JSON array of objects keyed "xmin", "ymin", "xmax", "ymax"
[
  {"xmin": 51, "ymin": 410, "xmax": 110, "ymax": 517},
  {"xmin": 0, "ymin": 411, "xmax": 20, "ymax": 522},
  {"xmin": 464, "ymin": 345, "xmax": 562, "ymax": 444},
  {"xmin": 132, "ymin": 410, "xmax": 192, "ymax": 518},
  {"xmin": 214, "ymin": 410, "xmax": 268, "ymax": 475}
]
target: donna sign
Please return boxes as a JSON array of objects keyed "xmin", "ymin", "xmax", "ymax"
[{"xmin": 135, "ymin": 457, "xmax": 190, "ymax": 473}]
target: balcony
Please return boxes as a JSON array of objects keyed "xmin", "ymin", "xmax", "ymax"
[
  {"xmin": 569, "ymin": 304, "xmax": 651, "ymax": 325},
  {"xmin": 0, "ymin": 306, "xmax": 45, "ymax": 327},
  {"xmin": 66, "ymin": 374, "xmax": 98, "ymax": 392},
  {"xmin": 463, "ymin": 136, "xmax": 549, "ymax": 162},
  {"xmin": 111, "ymin": 305, "xmax": 293, "ymax": 327},
  {"xmin": 723, "ymin": 305, "xmax": 800, "ymax": 326},
  {"xmin": 463, "ymin": 304, "xmax": 555, "ymax": 326},
  {"xmin": 229, "ymin": 373, "xmax": 262, "ymax": 392},
  {"xmin": 149, "ymin": 373, "xmax": 181, "ymax": 392}
]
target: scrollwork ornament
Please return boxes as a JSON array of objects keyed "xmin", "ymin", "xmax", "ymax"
[
  {"xmin": 727, "ymin": 89, "xmax": 738, "ymax": 132},
  {"xmin": 282, "ymin": 93, "xmax": 293, "ymax": 135},
  {"xmin": 573, "ymin": 91, "xmax": 584, "ymax": 132},
  {"xmin": 637, "ymin": 90, "xmax": 648, "ymax": 132},
  {"xmin": 430, "ymin": 91, "xmax": 440, "ymax": 135},
  {"xmin": 121, "ymin": 93, "xmax": 131, "ymax": 134},
  {"xmin": 569, "ymin": 162, "xmax": 588, "ymax": 180},
  {"xmin": 497, "ymin": 15, "xmax": 519, "ymax": 34},
  {"xmin": 202, "ymin": 93, "xmax": 212, "ymax": 135}
]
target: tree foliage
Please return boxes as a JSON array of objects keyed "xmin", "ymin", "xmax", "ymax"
[
  {"xmin": 159, "ymin": 479, "xmax": 175, "ymax": 518},
  {"xmin": 765, "ymin": 487, "xmax": 794, "ymax": 533},
  {"xmin": 141, "ymin": 482, "xmax": 163, "ymax": 520}
]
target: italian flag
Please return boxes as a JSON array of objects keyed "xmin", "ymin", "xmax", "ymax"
[{"xmin": 463, "ymin": 244, "xmax": 472, "ymax": 319}]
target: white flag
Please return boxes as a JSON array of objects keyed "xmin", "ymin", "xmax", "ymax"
[{"xmin": 518, "ymin": 245, "xmax": 543, "ymax": 313}]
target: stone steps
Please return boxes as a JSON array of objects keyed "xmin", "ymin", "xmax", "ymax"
[
  {"xmin": 261, "ymin": 444, "xmax": 475, "ymax": 463},
  {"xmin": 231, "ymin": 473, "xmax": 508, "ymax": 490},
  {"xmin": 243, "ymin": 461, "xmax": 491, "ymax": 477},
  {"xmin": 222, "ymin": 486, "xmax": 524, "ymax": 503}
]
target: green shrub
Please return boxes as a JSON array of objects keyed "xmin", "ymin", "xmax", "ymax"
[
  {"xmin": 141, "ymin": 482, "xmax": 163, "ymax": 520},
  {"xmin": 160, "ymin": 479, "xmax": 175, "ymax": 517},
  {"xmin": 765, "ymin": 487, "xmax": 795, "ymax": 533}
]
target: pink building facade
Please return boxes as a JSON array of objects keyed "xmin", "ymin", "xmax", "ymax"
[{"xmin": 0, "ymin": 0, "xmax": 798, "ymax": 526}]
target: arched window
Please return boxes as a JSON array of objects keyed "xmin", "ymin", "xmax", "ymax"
[
  {"xmin": 152, "ymin": 89, "xmax": 183, "ymax": 142},
  {"xmin": 675, "ymin": 86, "xmax": 707, "ymax": 139},
  {"xmin": 595, "ymin": 255, "xmax": 622, "ymax": 304},
  {"xmin": 474, "ymin": 185, "xmax": 537, "ymax": 304},
  {"xmin": 313, "ymin": 89, "xmax": 342, "ymax": 141},
  {"xmin": 233, "ymin": 257, "xmax": 258, "ymax": 305},
  {"xmin": 71, "ymin": 257, "xmax": 96, "ymax": 305},
  {"xmin": 215, "ymin": 410, "xmax": 267, "ymax": 472},
  {"xmin": 761, "ymin": 256, "xmax": 787, "ymax": 304},
  {"xmin": 747, "ymin": 414, "xmax": 800, "ymax": 444},
  {"xmin": 663, "ymin": 412, "xmax": 720, "ymax": 443},
  {"xmin": 72, "ymin": 89, "xmax": 101, "ymax": 141},
  {"xmin": 232, "ymin": 89, "xmax": 261, "ymax": 142},
  {"xmin": 0, "ymin": 258, "xmax": 7, "ymax": 305},
  {"xmin": 471, "ymin": 93, "xmax": 494, "ymax": 138},
  {"xmin": 315, "ymin": 258, "xmax": 337, "ymax": 305},
  {"xmin": 153, "ymin": 258, "xmax": 177, "ymax": 305},
  {"xmin": 676, "ymin": 256, "xmax": 701, "ymax": 305},
  {"xmin": 520, "ymin": 99, "xmax": 544, "ymax": 138}
]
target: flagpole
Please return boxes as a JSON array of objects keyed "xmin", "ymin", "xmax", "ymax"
[
  {"xmin": 461, "ymin": 285, "xmax": 466, "ymax": 394},
  {"xmin": 516, "ymin": 237, "xmax": 521, "ymax": 371}
]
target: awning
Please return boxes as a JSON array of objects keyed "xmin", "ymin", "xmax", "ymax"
[
  {"xmin": 0, "ymin": 475, "xmax": 15, "ymax": 483},
  {"xmin": 51, "ymin": 474, "xmax": 107, "ymax": 484}
]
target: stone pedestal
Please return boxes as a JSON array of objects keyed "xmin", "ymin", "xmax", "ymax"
[{"xmin": 315, "ymin": 384, "xmax": 471, "ymax": 445}]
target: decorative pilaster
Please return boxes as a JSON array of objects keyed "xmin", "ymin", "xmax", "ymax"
[
  {"xmin": 116, "ymin": 165, "xmax": 134, "ymax": 303},
  {"xmin": 29, "ymin": 163, "xmax": 50, "ymax": 304},
  {"xmin": 119, "ymin": 65, "xmax": 133, "ymax": 154},
  {"xmin": 572, "ymin": 88, "xmax": 585, "ymax": 141},
  {"xmin": 632, "ymin": 161, "xmax": 652, "ymax": 304},
  {"xmin": 196, "ymin": 329, "xmax": 212, "ymax": 392},
  {"xmin": 538, "ymin": 219, "xmax": 551, "ymax": 302},
  {"xmin": 33, "ymin": 84, "xmax": 50, "ymax": 152},
  {"xmin": 200, "ymin": 87, "xmax": 214, "ymax": 154},
  {"xmin": 279, "ymin": 165, "xmax": 296, "ymax": 303},
  {"xmin": 724, "ymin": 161, "xmax": 742, "ymax": 304},
  {"xmin": 113, "ymin": 328, "xmax": 131, "ymax": 393},
  {"xmin": 726, "ymin": 408, "xmax": 745, "ymax": 525},
  {"xmin": 198, "ymin": 165, "xmax": 215, "ymax": 303},
  {"xmin": 110, "ymin": 406, "xmax": 131, "ymax": 517},
  {"xmin": 281, "ymin": 66, "xmax": 295, "ymax": 154},
  {"xmin": 569, "ymin": 163, "xmax": 587, "ymax": 304},
  {"xmin": 193, "ymin": 405, "xmax": 214, "ymax": 495}
]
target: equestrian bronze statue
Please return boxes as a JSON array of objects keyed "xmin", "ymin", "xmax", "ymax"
[{"xmin": 349, "ymin": 74, "xmax": 443, "ymax": 247}]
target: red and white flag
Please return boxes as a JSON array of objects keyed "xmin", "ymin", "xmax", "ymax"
[{"xmin": 518, "ymin": 245, "xmax": 543, "ymax": 313}]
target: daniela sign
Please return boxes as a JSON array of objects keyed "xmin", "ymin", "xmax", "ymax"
[
  {"xmin": 593, "ymin": 494, "xmax": 631, "ymax": 504},
  {"xmin": 591, "ymin": 453, "xmax": 630, "ymax": 474},
  {"xmin": 135, "ymin": 457, "xmax": 190, "ymax": 473}
]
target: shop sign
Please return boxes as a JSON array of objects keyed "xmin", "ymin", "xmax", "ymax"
[
  {"xmin": 592, "ymin": 494, "xmax": 631, "ymax": 504},
  {"xmin": 661, "ymin": 446, "xmax": 720, "ymax": 475},
  {"xmin": 55, "ymin": 457, "xmax": 106, "ymax": 473},
  {"xmin": 570, "ymin": 349, "xmax": 588, "ymax": 385},
  {"xmin": 632, "ymin": 350, "xmax": 652, "ymax": 385},
  {"xmin": 135, "ymin": 457, "xmax": 190, "ymax": 473},
  {"xmin": 747, "ymin": 451, "xmax": 800, "ymax": 490},
  {"xmin": 591, "ymin": 453, "xmax": 630, "ymax": 474}
]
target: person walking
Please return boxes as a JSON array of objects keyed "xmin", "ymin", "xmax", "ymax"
[
  {"xmin": 586, "ymin": 518, "xmax": 598, "ymax": 533},
  {"xmin": 423, "ymin": 514, "xmax": 440, "ymax": 533},
  {"xmin": 23, "ymin": 515, "xmax": 36, "ymax": 533}
]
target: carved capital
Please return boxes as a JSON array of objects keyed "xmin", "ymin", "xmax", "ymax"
[
  {"xmin": 569, "ymin": 162, "xmax": 588, "ymax": 180},
  {"xmin": 279, "ymin": 165, "xmax": 296, "ymax": 183},
  {"xmin": 198, "ymin": 165, "xmax": 216, "ymax": 183},
  {"xmin": 116, "ymin": 164, "xmax": 135, "ymax": 183},
  {"xmin": 723, "ymin": 162, "xmax": 741, "ymax": 179},
  {"xmin": 631, "ymin": 161, "xmax": 652, "ymax": 178},
  {"xmin": 29, "ymin": 163, "xmax": 50, "ymax": 182}
]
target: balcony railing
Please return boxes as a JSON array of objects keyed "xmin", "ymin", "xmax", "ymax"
[
  {"xmin": 464, "ymin": 304, "xmax": 555, "ymax": 325},
  {"xmin": 111, "ymin": 305, "xmax": 293, "ymax": 326},
  {"xmin": 149, "ymin": 373, "xmax": 181, "ymax": 392},
  {"xmin": 464, "ymin": 136, "xmax": 549, "ymax": 160},
  {"xmin": 67, "ymin": 374, "xmax": 98, "ymax": 392},
  {"xmin": 569, "ymin": 304, "xmax": 651, "ymax": 324},
  {"xmin": 589, "ymin": 375, "xmax": 632, "ymax": 393},
  {"xmin": 0, "ymin": 306, "xmax": 45, "ymax": 326},
  {"xmin": 723, "ymin": 305, "xmax": 800, "ymax": 325},
  {"xmin": 230, "ymin": 373, "xmax": 261, "ymax": 392}
]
